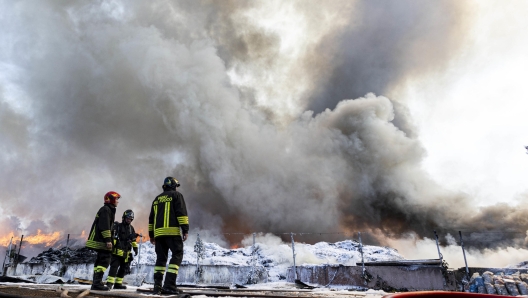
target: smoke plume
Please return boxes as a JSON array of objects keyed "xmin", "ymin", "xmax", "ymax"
[{"xmin": 0, "ymin": 0, "xmax": 524, "ymax": 259}]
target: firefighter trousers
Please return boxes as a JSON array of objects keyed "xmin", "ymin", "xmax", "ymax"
[
  {"xmin": 154, "ymin": 236, "xmax": 184, "ymax": 276},
  {"xmin": 107, "ymin": 255, "xmax": 129, "ymax": 284},
  {"xmin": 93, "ymin": 250, "xmax": 112, "ymax": 273}
]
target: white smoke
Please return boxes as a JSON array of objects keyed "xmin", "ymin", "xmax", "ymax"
[{"xmin": 0, "ymin": 0, "xmax": 526, "ymax": 267}]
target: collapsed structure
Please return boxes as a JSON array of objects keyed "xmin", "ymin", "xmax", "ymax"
[{"xmin": 2, "ymin": 239, "xmax": 528, "ymax": 295}]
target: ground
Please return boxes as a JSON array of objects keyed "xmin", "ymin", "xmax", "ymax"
[{"xmin": 0, "ymin": 283, "xmax": 388, "ymax": 298}]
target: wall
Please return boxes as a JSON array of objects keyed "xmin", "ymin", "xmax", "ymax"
[
  {"xmin": 8, "ymin": 263, "xmax": 268, "ymax": 285},
  {"xmin": 287, "ymin": 265, "xmax": 458, "ymax": 291}
]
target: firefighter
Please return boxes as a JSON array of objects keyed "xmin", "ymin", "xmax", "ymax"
[
  {"xmin": 105, "ymin": 209, "xmax": 139, "ymax": 290},
  {"xmin": 149, "ymin": 177, "xmax": 189, "ymax": 295},
  {"xmin": 86, "ymin": 191, "xmax": 120, "ymax": 291}
]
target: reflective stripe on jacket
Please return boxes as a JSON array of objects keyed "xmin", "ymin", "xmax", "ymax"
[
  {"xmin": 148, "ymin": 190, "xmax": 189, "ymax": 239},
  {"xmin": 112, "ymin": 222, "xmax": 137, "ymax": 261},
  {"xmin": 86, "ymin": 204, "xmax": 116, "ymax": 251}
]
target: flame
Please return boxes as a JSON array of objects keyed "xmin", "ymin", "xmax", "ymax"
[
  {"xmin": 0, "ymin": 230, "xmax": 62, "ymax": 247},
  {"xmin": 0, "ymin": 232, "xmax": 16, "ymax": 247},
  {"xmin": 24, "ymin": 230, "xmax": 61, "ymax": 246},
  {"xmin": 230, "ymin": 244, "xmax": 240, "ymax": 249}
]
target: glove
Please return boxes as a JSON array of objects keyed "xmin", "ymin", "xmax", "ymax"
[
  {"xmin": 123, "ymin": 262, "xmax": 131, "ymax": 275},
  {"xmin": 133, "ymin": 247, "xmax": 138, "ymax": 255}
]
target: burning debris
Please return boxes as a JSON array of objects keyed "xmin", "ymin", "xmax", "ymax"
[{"xmin": 28, "ymin": 247, "xmax": 96, "ymax": 265}]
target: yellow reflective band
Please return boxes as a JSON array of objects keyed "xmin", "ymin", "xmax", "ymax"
[
  {"xmin": 177, "ymin": 216, "xmax": 189, "ymax": 225},
  {"xmin": 116, "ymin": 277, "xmax": 123, "ymax": 283},
  {"xmin": 89, "ymin": 227, "xmax": 96, "ymax": 240},
  {"xmin": 94, "ymin": 266, "xmax": 107, "ymax": 273},
  {"xmin": 106, "ymin": 276, "xmax": 116, "ymax": 283},
  {"xmin": 86, "ymin": 240, "xmax": 109, "ymax": 250},
  {"xmin": 153, "ymin": 227, "xmax": 181, "ymax": 238},
  {"xmin": 164, "ymin": 202, "xmax": 170, "ymax": 227},
  {"xmin": 167, "ymin": 268, "xmax": 178, "ymax": 274},
  {"xmin": 153, "ymin": 205, "xmax": 158, "ymax": 230},
  {"xmin": 113, "ymin": 248, "xmax": 124, "ymax": 257},
  {"xmin": 154, "ymin": 266, "xmax": 166, "ymax": 274}
]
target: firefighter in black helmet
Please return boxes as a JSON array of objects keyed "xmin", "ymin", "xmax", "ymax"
[
  {"xmin": 86, "ymin": 191, "xmax": 120, "ymax": 291},
  {"xmin": 148, "ymin": 177, "xmax": 189, "ymax": 295},
  {"xmin": 105, "ymin": 209, "xmax": 139, "ymax": 290}
]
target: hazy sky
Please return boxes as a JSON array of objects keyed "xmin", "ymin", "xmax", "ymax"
[{"xmin": 1, "ymin": 0, "xmax": 528, "ymax": 266}]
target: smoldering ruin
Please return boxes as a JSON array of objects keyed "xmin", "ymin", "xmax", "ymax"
[{"xmin": 4, "ymin": 238, "xmax": 528, "ymax": 295}]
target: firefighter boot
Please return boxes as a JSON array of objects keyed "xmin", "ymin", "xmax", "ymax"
[
  {"xmin": 91, "ymin": 272, "xmax": 110, "ymax": 291},
  {"xmin": 106, "ymin": 282, "xmax": 114, "ymax": 290},
  {"xmin": 161, "ymin": 273, "xmax": 182, "ymax": 294},
  {"xmin": 153, "ymin": 273, "xmax": 163, "ymax": 295},
  {"xmin": 114, "ymin": 283, "xmax": 127, "ymax": 289}
]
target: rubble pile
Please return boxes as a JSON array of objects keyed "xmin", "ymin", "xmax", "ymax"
[
  {"xmin": 468, "ymin": 271, "xmax": 528, "ymax": 295},
  {"xmin": 28, "ymin": 247, "xmax": 97, "ymax": 264}
]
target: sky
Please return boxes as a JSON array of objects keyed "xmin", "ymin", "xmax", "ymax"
[{"xmin": 1, "ymin": 0, "xmax": 528, "ymax": 268}]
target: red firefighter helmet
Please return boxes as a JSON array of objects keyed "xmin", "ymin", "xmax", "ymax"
[{"xmin": 104, "ymin": 191, "xmax": 121, "ymax": 205}]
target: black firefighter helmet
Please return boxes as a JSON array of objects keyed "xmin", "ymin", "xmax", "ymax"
[
  {"xmin": 163, "ymin": 176, "xmax": 180, "ymax": 190},
  {"xmin": 122, "ymin": 209, "xmax": 134, "ymax": 221}
]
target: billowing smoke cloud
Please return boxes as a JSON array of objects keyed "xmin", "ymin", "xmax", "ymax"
[{"xmin": 0, "ymin": 0, "xmax": 524, "ymax": 258}]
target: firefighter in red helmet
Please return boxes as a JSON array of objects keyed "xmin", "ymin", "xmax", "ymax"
[{"xmin": 86, "ymin": 191, "xmax": 120, "ymax": 291}]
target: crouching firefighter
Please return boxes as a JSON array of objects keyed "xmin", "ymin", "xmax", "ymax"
[
  {"xmin": 106, "ymin": 209, "xmax": 139, "ymax": 290},
  {"xmin": 85, "ymin": 191, "xmax": 120, "ymax": 291},
  {"xmin": 149, "ymin": 177, "xmax": 189, "ymax": 295}
]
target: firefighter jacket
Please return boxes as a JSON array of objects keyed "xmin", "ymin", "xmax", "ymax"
[
  {"xmin": 111, "ymin": 221, "xmax": 138, "ymax": 261},
  {"xmin": 148, "ymin": 189, "xmax": 189, "ymax": 239},
  {"xmin": 86, "ymin": 204, "xmax": 116, "ymax": 251}
]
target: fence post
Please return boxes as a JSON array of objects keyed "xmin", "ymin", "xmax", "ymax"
[
  {"xmin": 434, "ymin": 230, "xmax": 446, "ymax": 286},
  {"xmin": 459, "ymin": 231, "xmax": 470, "ymax": 281},
  {"xmin": 358, "ymin": 232, "xmax": 367, "ymax": 285},
  {"xmin": 290, "ymin": 233, "xmax": 297, "ymax": 281},
  {"xmin": 134, "ymin": 234, "xmax": 143, "ymax": 287}
]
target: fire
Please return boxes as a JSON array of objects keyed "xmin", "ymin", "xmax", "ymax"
[
  {"xmin": 230, "ymin": 244, "xmax": 240, "ymax": 249},
  {"xmin": 0, "ymin": 231, "xmax": 16, "ymax": 247},
  {"xmin": 24, "ymin": 230, "xmax": 61, "ymax": 246},
  {"xmin": 0, "ymin": 230, "xmax": 61, "ymax": 247}
]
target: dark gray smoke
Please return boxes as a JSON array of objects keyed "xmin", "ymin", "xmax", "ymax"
[{"xmin": 0, "ymin": 1, "xmax": 523, "ymax": 253}]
